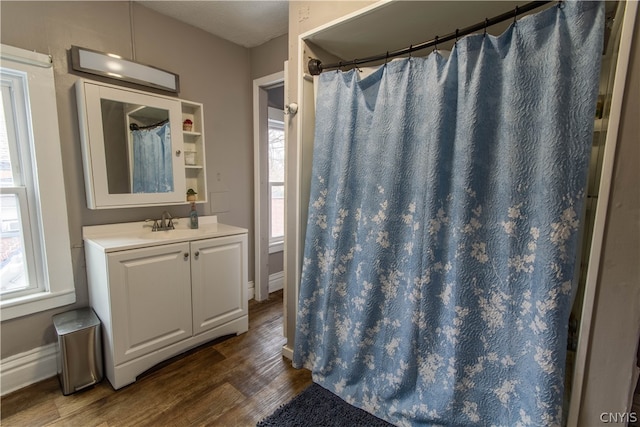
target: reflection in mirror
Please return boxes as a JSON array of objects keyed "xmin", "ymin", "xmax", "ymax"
[{"xmin": 100, "ymin": 99, "xmax": 173, "ymax": 194}]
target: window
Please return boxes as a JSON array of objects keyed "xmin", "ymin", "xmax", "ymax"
[
  {"xmin": 1, "ymin": 70, "xmax": 43, "ymax": 299},
  {"xmin": 268, "ymin": 113, "xmax": 284, "ymax": 252},
  {"xmin": 0, "ymin": 44, "xmax": 74, "ymax": 320}
]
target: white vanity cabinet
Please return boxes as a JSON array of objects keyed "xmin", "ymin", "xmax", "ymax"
[{"xmin": 83, "ymin": 217, "xmax": 248, "ymax": 390}]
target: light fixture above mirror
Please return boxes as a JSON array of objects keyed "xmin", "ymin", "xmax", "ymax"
[{"xmin": 71, "ymin": 46, "xmax": 180, "ymax": 93}]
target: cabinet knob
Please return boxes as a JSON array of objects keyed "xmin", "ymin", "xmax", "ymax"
[
  {"xmin": 176, "ymin": 150, "xmax": 182, "ymax": 156},
  {"xmin": 183, "ymin": 252, "xmax": 189, "ymax": 260},
  {"xmin": 194, "ymin": 251, "xmax": 200, "ymax": 259}
]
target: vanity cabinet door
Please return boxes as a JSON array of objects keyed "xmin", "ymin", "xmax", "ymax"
[
  {"xmin": 190, "ymin": 235, "xmax": 248, "ymax": 335},
  {"xmin": 107, "ymin": 242, "xmax": 192, "ymax": 364}
]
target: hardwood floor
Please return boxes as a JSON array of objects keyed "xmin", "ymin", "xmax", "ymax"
[{"xmin": 0, "ymin": 291, "xmax": 312, "ymax": 426}]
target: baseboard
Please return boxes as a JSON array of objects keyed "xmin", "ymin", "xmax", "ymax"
[
  {"xmin": 1, "ymin": 343, "xmax": 58, "ymax": 396},
  {"xmin": 269, "ymin": 271, "xmax": 284, "ymax": 293},
  {"xmin": 247, "ymin": 281, "xmax": 255, "ymax": 300},
  {"xmin": 1, "ymin": 272, "xmax": 286, "ymax": 396},
  {"xmin": 248, "ymin": 271, "xmax": 284, "ymax": 301},
  {"xmin": 282, "ymin": 345, "xmax": 294, "ymax": 360}
]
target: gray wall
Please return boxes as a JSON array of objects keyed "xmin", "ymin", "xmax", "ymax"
[
  {"xmin": 0, "ymin": 1, "xmax": 287, "ymax": 359},
  {"xmin": 251, "ymin": 34, "xmax": 288, "ymax": 81}
]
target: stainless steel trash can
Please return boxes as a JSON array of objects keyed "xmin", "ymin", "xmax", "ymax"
[{"xmin": 52, "ymin": 308, "xmax": 103, "ymax": 395}]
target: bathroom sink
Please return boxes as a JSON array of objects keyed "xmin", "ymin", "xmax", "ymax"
[
  {"xmin": 139, "ymin": 224, "xmax": 219, "ymax": 240},
  {"xmin": 142, "ymin": 229, "xmax": 201, "ymax": 239},
  {"xmin": 144, "ymin": 230, "xmax": 191, "ymax": 239},
  {"xmin": 83, "ymin": 216, "xmax": 248, "ymax": 252}
]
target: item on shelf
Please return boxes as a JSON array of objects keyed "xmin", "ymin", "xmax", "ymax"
[
  {"xmin": 190, "ymin": 202, "xmax": 199, "ymax": 229},
  {"xmin": 186, "ymin": 188, "xmax": 197, "ymax": 202},
  {"xmin": 185, "ymin": 151, "xmax": 196, "ymax": 166},
  {"xmin": 183, "ymin": 119, "xmax": 193, "ymax": 131}
]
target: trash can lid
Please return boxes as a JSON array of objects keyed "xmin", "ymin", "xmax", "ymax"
[{"xmin": 53, "ymin": 308, "xmax": 100, "ymax": 335}]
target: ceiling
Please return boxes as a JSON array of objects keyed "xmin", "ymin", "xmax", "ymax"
[
  {"xmin": 137, "ymin": 1, "xmax": 289, "ymax": 49},
  {"xmin": 136, "ymin": 1, "xmax": 618, "ymax": 59},
  {"xmin": 137, "ymin": 1, "xmax": 550, "ymax": 57}
]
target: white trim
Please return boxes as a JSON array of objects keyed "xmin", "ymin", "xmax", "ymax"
[
  {"xmin": 0, "ymin": 343, "xmax": 58, "ymax": 396},
  {"xmin": 253, "ymin": 71, "xmax": 285, "ymax": 302},
  {"xmin": 247, "ymin": 280, "xmax": 254, "ymax": 300},
  {"xmin": 567, "ymin": 2, "xmax": 638, "ymax": 425},
  {"xmin": 0, "ymin": 44, "xmax": 52, "ymax": 68},
  {"xmin": 0, "ymin": 44, "xmax": 75, "ymax": 320},
  {"xmin": 269, "ymin": 271, "xmax": 284, "ymax": 293},
  {"xmin": 281, "ymin": 345, "xmax": 294, "ymax": 360},
  {"xmin": 247, "ymin": 271, "xmax": 284, "ymax": 301},
  {"xmin": 1, "ymin": 289, "xmax": 76, "ymax": 320},
  {"xmin": 284, "ymin": 38, "xmax": 302, "ymax": 357},
  {"xmin": 269, "ymin": 241, "xmax": 284, "ymax": 254}
]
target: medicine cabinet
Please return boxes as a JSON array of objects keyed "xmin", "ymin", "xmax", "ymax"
[{"xmin": 76, "ymin": 79, "xmax": 207, "ymax": 209}]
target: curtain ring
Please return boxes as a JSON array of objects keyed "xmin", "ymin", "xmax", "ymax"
[
  {"xmin": 337, "ymin": 61, "xmax": 342, "ymax": 73},
  {"xmin": 385, "ymin": 51, "xmax": 389, "ymax": 65},
  {"xmin": 455, "ymin": 29, "xmax": 459, "ymax": 45},
  {"xmin": 434, "ymin": 36, "xmax": 439, "ymax": 52},
  {"xmin": 409, "ymin": 45, "xmax": 412, "ymax": 58},
  {"xmin": 558, "ymin": 0, "xmax": 565, "ymax": 9},
  {"xmin": 353, "ymin": 59, "xmax": 362, "ymax": 72},
  {"xmin": 484, "ymin": 18, "xmax": 489, "ymax": 36},
  {"xmin": 513, "ymin": 6, "xmax": 519, "ymax": 25}
]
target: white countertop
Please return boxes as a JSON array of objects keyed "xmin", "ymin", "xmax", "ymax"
[{"xmin": 83, "ymin": 216, "xmax": 247, "ymax": 252}]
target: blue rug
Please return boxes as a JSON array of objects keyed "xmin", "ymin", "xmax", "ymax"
[{"xmin": 257, "ymin": 383, "xmax": 393, "ymax": 426}]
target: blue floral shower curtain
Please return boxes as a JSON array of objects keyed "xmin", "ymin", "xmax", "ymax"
[
  {"xmin": 293, "ymin": 2, "xmax": 604, "ymax": 426},
  {"xmin": 132, "ymin": 122, "xmax": 174, "ymax": 193}
]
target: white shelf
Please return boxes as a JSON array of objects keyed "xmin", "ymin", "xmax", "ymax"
[{"xmin": 182, "ymin": 101, "xmax": 207, "ymax": 204}]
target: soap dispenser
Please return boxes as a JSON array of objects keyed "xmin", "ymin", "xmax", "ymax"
[{"xmin": 189, "ymin": 202, "xmax": 199, "ymax": 229}]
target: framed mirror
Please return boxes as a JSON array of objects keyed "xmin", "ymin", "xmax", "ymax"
[{"xmin": 76, "ymin": 79, "xmax": 187, "ymax": 209}]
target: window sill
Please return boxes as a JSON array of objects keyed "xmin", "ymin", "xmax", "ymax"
[
  {"xmin": 269, "ymin": 241, "xmax": 284, "ymax": 254},
  {"xmin": 1, "ymin": 289, "xmax": 76, "ymax": 321}
]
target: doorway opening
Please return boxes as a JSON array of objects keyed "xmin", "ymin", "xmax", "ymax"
[{"xmin": 253, "ymin": 72, "xmax": 285, "ymax": 301}]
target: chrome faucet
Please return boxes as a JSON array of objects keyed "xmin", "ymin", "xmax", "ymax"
[
  {"xmin": 160, "ymin": 211, "xmax": 174, "ymax": 230},
  {"xmin": 145, "ymin": 211, "xmax": 175, "ymax": 232}
]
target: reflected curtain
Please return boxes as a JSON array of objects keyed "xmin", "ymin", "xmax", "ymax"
[
  {"xmin": 132, "ymin": 122, "xmax": 173, "ymax": 193},
  {"xmin": 293, "ymin": 2, "xmax": 604, "ymax": 425}
]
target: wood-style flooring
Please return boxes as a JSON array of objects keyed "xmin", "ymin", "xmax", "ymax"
[{"xmin": 0, "ymin": 290, "xmax": 312, "ymax": 426}]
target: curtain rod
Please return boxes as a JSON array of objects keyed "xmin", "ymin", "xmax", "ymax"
[
  {"xmin": 308, "ymin": 0, "xmax": 554, "ymax": 75},
  {"xmin": 129, "ymin": 119, "xmax": 168, "ymax": 131}
]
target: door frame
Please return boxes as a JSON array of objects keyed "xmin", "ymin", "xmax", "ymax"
[{"xmin": 253, "ymin": 70, "xmax": 284, "ymax": 301}]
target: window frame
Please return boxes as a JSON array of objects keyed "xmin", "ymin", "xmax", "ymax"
[{"xmin": 0, "ymin": 44, "xmax": 75, "ymax": 320}]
